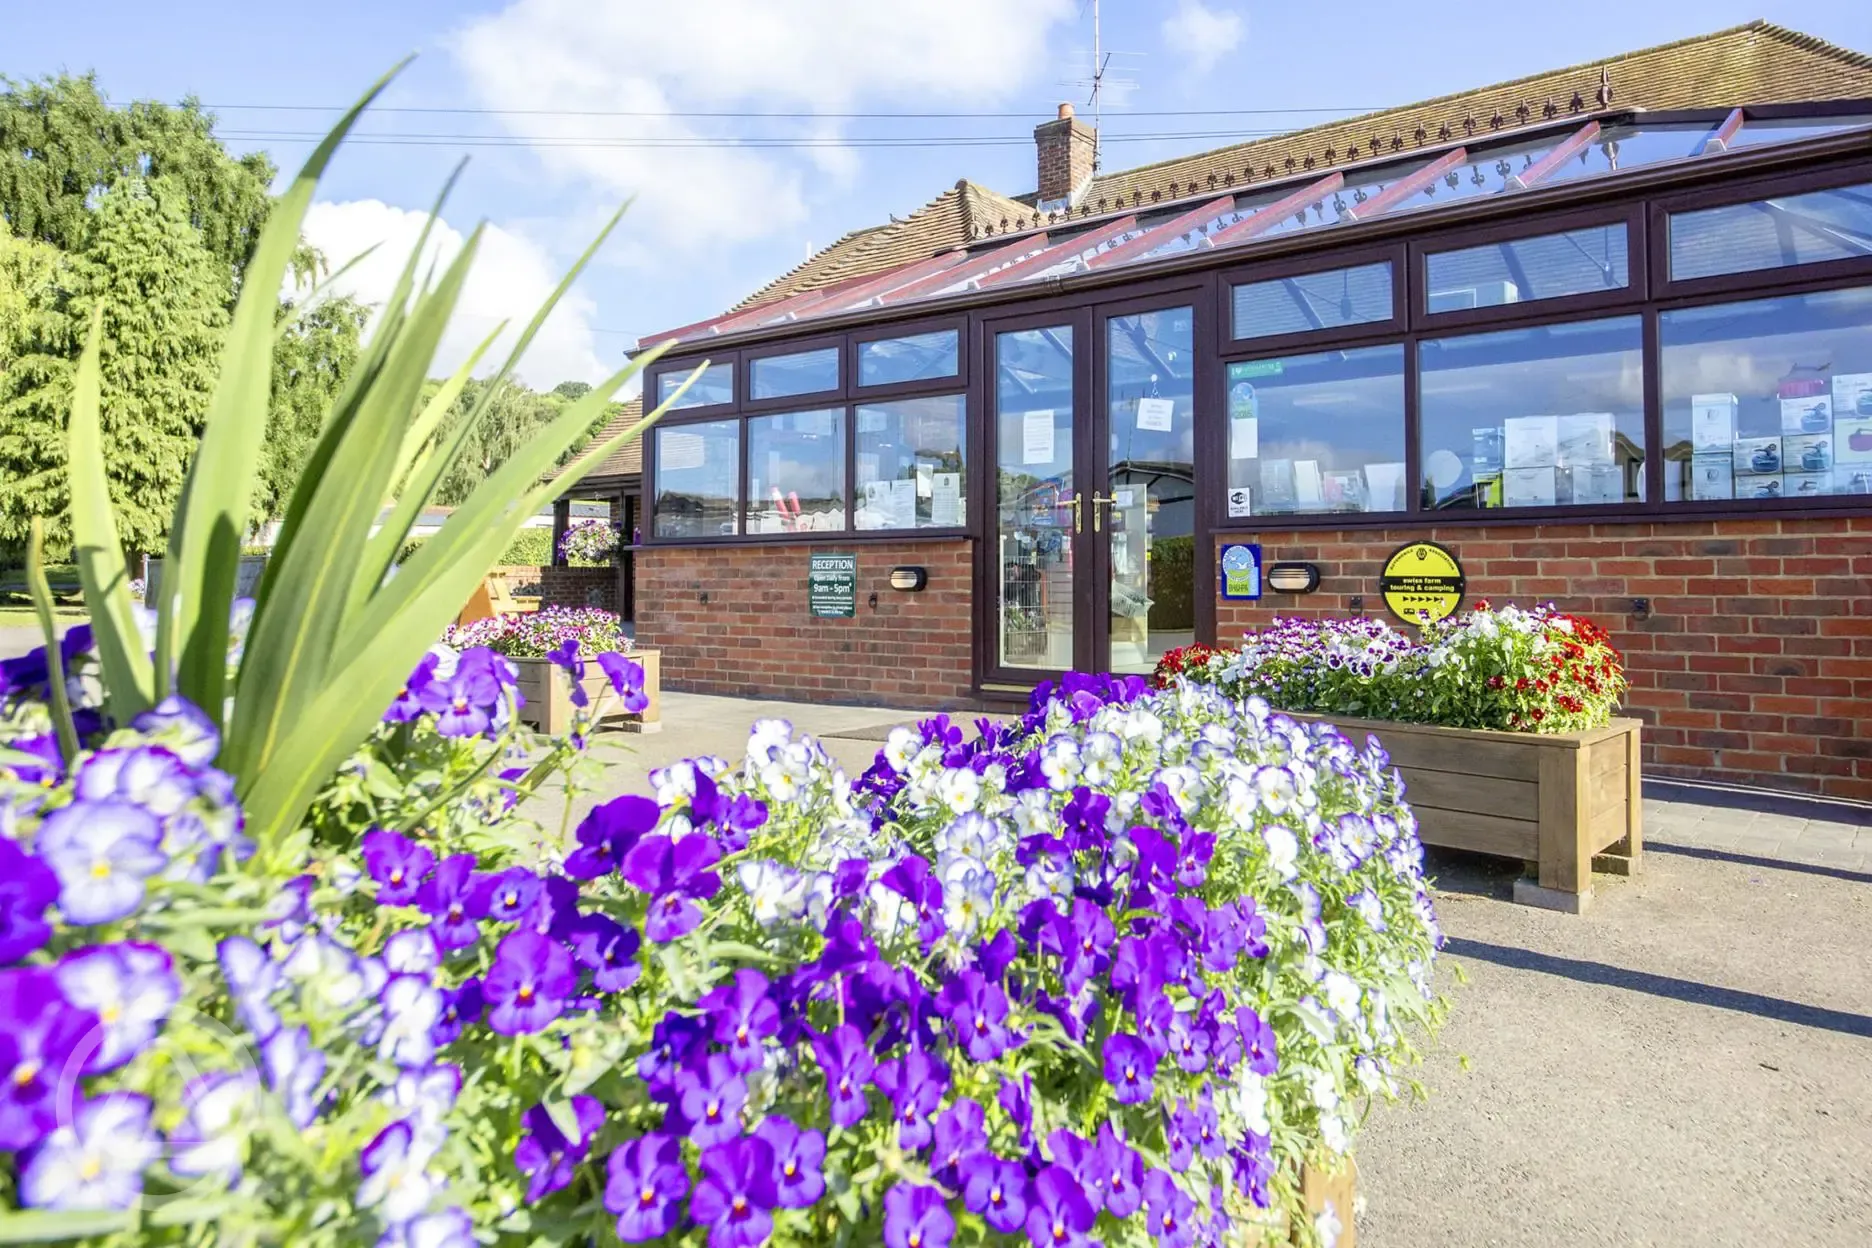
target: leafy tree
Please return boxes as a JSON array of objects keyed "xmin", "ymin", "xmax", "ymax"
[
  {"xmin": 551, "ymin": 379, "xmax": 593, "ymax": 400},
  {"xmin": 0, "ymin": 180, "xmax": 228, "ymax": 555},
  {"xmin": 260, "ymin": 292, "xmax": 369, "ymax": 522},
  {"xmin": 0, "ymin": 74, "xmax": 275, "ymax": 279},
  {"xmin": 0, "ymin": 231, "xmax": 60, "ymax": 378},
  {"xmin": 430, "ymin": 378, "xmax": 568, "ymax": 506}
]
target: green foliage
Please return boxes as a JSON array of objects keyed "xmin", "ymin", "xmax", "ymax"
[
  {"xmin": 1148, "ymin": 533, "xmax": 1195, "ymax": 630},
  {"xmin": 550, "ymin": 378, "xmax": 593, "ymax": 400},
  {"xmin": 0, "ymin": 231, "xmax": 60, "ymax": 377},
  {"xmin": 0, "ymin": 73, "xmax": 275, "ymax": 277},
  {"xmin": 428, "ymin": 376, "xmax": 569, "ymax": 506},
  {"xmin": 261, "ymin": 291, "xmax": 369, "ymax": 522},
  {"xmin": 500, "ymin": 526, "xmax": 551, "ymax": 565},
  {"xmin": 68, "ymin": 66, "xmax": 688, "ymax": 848},
  {"xmin": 0, "ymin": 179, "xmax": 229, "ymax": 555},
  {"xmin": 396, "ymin": 534, "xmax": 427, "ymax": 565}
]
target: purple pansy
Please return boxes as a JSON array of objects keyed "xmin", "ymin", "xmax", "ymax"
[
  {"xmin": 567, "ymin": 914, "xmax": 642, "ymax": 993},
  {"xmin": 515, "ymin": 1096, "xmax": 606, "ymax": 1202},
  {"xmin": 597, "ymin": 652, "xmax": 650, "ymax": 714},
  {"xmin": 1103, "ymin": 1032, "xmax": 1158, "ymax": 1105},
  {"xmin": 484, "ymin": 929, "xmax": 576, "ymax": 1035},
  {"xmin": 675, "ymin": 1053, "xmax": 748, "ymax": 1148},
  {"xmin": 17, "ymin": 1091, "xmax": 160, "ymax": 1211},
  {"xmin": 883, "ymin": 1182, "xmax": 954, "ymax": 1248},
  {"xmin": 416, "ymin": 853, "xmax": 486, "ymax": 952},
  {"xmin": 812, "ymin": 1025, "xmax": 875, "ymax": 1128},
  {"xmin": 1238, "ymin": 1006, "xmax": 1278, "ymax": 1077},
  {"xmin": 700, "ymin": 969, "xmax": 779, "ymax": 1073},
  {"xmin": 384, "ymin": 653, "xmax": 441, "ymax": 724},
  {"xmin": 0, "ymin": 839, "xmax": 61, "ymax": 964},
  {"xmin": 1144, "ymin": 1168, "xmax": 1198, "ymax": 1248},
  {"xmin": 52, "ymin": 942, "xmax": 179, "ymax": 1073},
  {"xmin": 605, "ymin": 1132, "xmax": 689, "ymax": 1242},
  {"xmin": 0, "ymin": 969, "xmax": 100, "ymax": 1149},
  {"xmin": 621, "ymin": 833, "xmax": 722, "ymax": 942},
  {"xmin": 565, "ymin": 795, "xmax": 660, "ymax": 879},
  {"xmin": 547, "ymin": 639, "xmax": 590, "ymax": 709},
  {"xmin": 959, "ymin": 1152, "xmax": 1029, "ymax": 1234},
  {"xmin": 754, "ymin": 1114, "xmax": 826, "ymax": 1208},
  {"xmin": 939, "ymin": 970, "xmax": 1014, "ymax": 1062},
  {"xmin": 33, "ymin": 799, "xmax": 166, "ymax": 925},
  {"xmin": 362, "ymin": 830, "xmax": 436, "ymax": 906},
  {"xmin": 873, "ymin": 1047, "xmax": 947, "ymax": 1151},
  {"xmin": 1025, "ymin": 1164, "xmax": 1098, "ymax": 1248},
  {"xmin": 475, "ymin": 868, "xmax": 542, "ymax": 922},
  {"xmin": 688, "ymin": 1135, "xmax": 778, "ymax": 1248}
]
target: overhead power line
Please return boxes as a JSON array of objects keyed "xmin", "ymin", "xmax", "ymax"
[
  {"xmin": 216, "ymin": 126, "xmax": 1318, "ymax": 150},
  {"xmin": 198, "ymin": 103, "xmax": 1388, "ymax": 120}
]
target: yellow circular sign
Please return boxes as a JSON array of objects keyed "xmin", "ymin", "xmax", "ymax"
[{"xmin": 1379, "ymin": 541, "xmax": 1466, "ymax": 625}]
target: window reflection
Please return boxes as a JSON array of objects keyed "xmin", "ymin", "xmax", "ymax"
[
  {"xmin": 746, "ymin": 410, "xmax": 846, "ymax": 533},
  {"xmin": 995, "ymin": 326, "xmax": 1075, "ymax": 671},
  {"xmin": 858, "ymin": 329, "xmax": 959, "ymax": 386},
  {"xmin": 1427, "ymin": 224, "xmax": 1628, "ymax": 311},
  {"xmin": 1233, "ymin": 262, "xmax": 1393, "ymax": 340},
  {"xmin": 1419, "ymin": 317, "xmax": 1646, "ymax": 510},
  {"xmin": 1670, "ymin": 180, "xmax": 1872, "ymax": 281},
  {"xmin": 653, "ymin": 420, "xmax": 740, "ymax": 538},
  {"xmin": 1661, "ymin": 286, "xmax": 1872, "ymax": 502},
  {"xmin": 751, "ymin": 347, "xmax": 839, "ymax": 400},
  {"xmin": 1226, "ymin": 346, "xmax": 1407, "ymax": 515},
  {"xmin": 855, "ymin": 395, "xmax": 967, "ymax": 530},
  {"xmin": 659, "ymin": 360, "xmax": 734, "ymax": 409}
]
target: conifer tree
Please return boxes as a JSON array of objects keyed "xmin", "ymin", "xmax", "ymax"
[{"xmin": 0, "ymin": 179, "xmax": 228, "ymax": 555}]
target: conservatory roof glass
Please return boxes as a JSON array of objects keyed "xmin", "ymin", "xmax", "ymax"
[{"xmin": 647, "ymin": 107, "xmax": 1872, "ymax": 347}]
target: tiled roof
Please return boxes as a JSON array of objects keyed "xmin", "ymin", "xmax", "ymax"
[
  {"xmin": 1078, "ymin": 21, "xmax": 1872, "ymax": 211},
  {"xmin": 720, "ymin": 21, "xmax": 1872, "ymax": 313},
  {"xmin": 731, "ymin": 180, "xmax": 1036, "ymax": 310},
  {"xmin": 554, "ymin": 397, "xmax": 643, "ymax": 483}
]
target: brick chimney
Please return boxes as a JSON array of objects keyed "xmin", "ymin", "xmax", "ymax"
[{"xmin": 1034, "ymin": 102, "xmax": 1097, "ymax": 209}]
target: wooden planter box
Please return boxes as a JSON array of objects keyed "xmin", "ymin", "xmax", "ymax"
[
  {"xmin": 1232, "ymin": 1159, "xmax": 1358, "ymax": 1246},
  {"xmin": 1290, "ymin": 713, "xmax": 1643, "ymax": 913},
  {"xmin": 513, "ymin": 650, "xmax": 661, "ymax": 736}
]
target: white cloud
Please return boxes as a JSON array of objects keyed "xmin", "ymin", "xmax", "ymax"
[
  {"xmin": 446, "ymin": 0, "xmax": 1078, "ymax": 253},
  {"xmin": 298, "ymin": 199, "xmax": 613, "ymax": 389},
  {"xmin": 1161, "ymin": 1, "xmax": 1245, "ymax": 76}
]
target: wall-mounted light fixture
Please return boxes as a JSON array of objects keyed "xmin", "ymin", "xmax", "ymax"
[
  {"xmin": 889, "ymin": 566, "xmax": 928, "ymax": 592},
  {"xmin": 1266, "ymin": 562, "xmax": 1322, "ymax": 594}
]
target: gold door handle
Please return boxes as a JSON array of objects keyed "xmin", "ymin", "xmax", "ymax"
[
  {"xmin": 1066, "ymin": 492, "xmax": 1083, "ymax": 534},
  {"xmin": 1090, "ymin": 492, "xmax": 1118, "ymax": 532}
]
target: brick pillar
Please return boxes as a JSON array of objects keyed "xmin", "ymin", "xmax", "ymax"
[{"xmin": 1034, "ymin": 102, "xmax": 1097, "ymax": 207}]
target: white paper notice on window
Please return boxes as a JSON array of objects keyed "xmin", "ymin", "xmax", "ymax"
[
  {"xmin": 1022, "ymin": 409, "xmax": 1056, "ymax": 465},
  {"xmin": 885, "ymin": 478, "xmax": 917, "ymax": 528},
  {"xmin": 1229, "ymin": 417, "xmax": 1259, "ymax": 460},
  {"xmin": 931, "ymin": 473, "xmax": 962, "ymax": 526},
  {"xmin": 916, "ymin": 461, "xmax": 935, "ymax": 499},
  {"xmin": 660, "ymin": 431, "xmax": 705, "ymax": 472},
  {"xmin": 1136, "ymin": 397, "xmax": 1175, "ymax": 432},
  {"xmin": 1227, "ymin": 487, "xmax": 1253, "ymax": 518}
]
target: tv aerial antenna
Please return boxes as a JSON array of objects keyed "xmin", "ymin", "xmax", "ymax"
[{"xmin": 1059, "ymin": 0, "xmax": 1141, "ymax": 172}]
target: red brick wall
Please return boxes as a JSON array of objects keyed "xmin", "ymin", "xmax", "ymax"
[
  {"xmin": 635, "ymin": 542, "xmax": 975, "ymax": 707},
  {"xmin": 1217, "ymin": 516, "xmax": 1872, "ymax": 802},
  {"xmin": 539, "ymin": 566, "xmax": 618, "ymax": 613}
]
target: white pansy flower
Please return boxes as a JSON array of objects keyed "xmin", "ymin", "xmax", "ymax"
[{"xmin": 1262, "ymin": 825, "xmax": 1299, "ymax": 880}]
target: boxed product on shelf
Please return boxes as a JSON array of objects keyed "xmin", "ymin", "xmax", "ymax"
[
  {"xmin": 1836, "ymin": 466, "xmax": 1872, "ymax": 494},
  {"xmin": 1783, "ymin": 472, "xmax": 1829, "ymax": 498},
  {"xmin": 1688, "ymin": 457, "xmax": 1734, "ymax": 501},
  {"xmin": 1691, "ymin": 394, "xmax": 1739, "ymax": 452},
  {"xmin": 1783, "ymin": 434, "xmax": 1833, "ymax": 473},
  {"xmin": 1569, "ymin": 462, "xmax": 1624, "ymax": 505},
  {"xmin": 1733, "ymin": 436, "xmax": 1783, "ymax": 475},
  {"xmin": 1836, "ymin": 412, "xmax": 1872, "ymax": 464},
  {"xmin": 1503, "ymin": 414, "xmax": 1558, "ymax": 468},
  {"xmin": 1472, "ymin": 427, "xmax": 1505, "ymax": 475},
  {"xmin": 1556, "ymin": 412, "xmax": 1616, "ymax": 466},
  {"xmin": 1780, "ymin": 394, "xmax": 1833, "ymax": 434},
  {"xmin": 1503, "ymin": 466, "xmax": 1558, "ymax": 507},
  {"xmin": 1739, "ymin": 474, "xmax": 1786, "ymax": 500},
  {"xmin": 1832, "ymin": 372, "xmax": 1872, "ymax": 418}
]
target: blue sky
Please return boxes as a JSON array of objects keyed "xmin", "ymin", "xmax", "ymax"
[{"xmin": 8, "ymin": 0, "xmax": 1871, "ymax": 389}]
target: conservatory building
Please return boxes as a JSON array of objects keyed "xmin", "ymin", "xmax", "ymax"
[{"xmin": 624, "ymin": 22, "xmax": 1872, "ymax": 801}]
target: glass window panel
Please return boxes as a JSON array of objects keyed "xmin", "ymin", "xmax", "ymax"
[
  {"xmin": 995, "ymin": 326, "xmax": 1075, "ymax": 671},
  {"xmin": 1226, "ymin": 345, "xmax": 1407, "ymax": 516},
  {"xmin": 1728, "ymin": 115, "xmax": 1872, "ymax": 151},
  {"xmin": 1507, "ymin": 123, "xmax": 1708, "ymax": 190},
  {"xmin": 1419, "ymin": 316, "xmax": 1646, "ymax": 511},
  {"xmin": 746, "ymin": 409, "xmax": 846, "ymax": 534},
  {"xmin": 653, "ymin": 420, "xmax": 740, "ymax": 538},
  {"xmin": 658, "ymin": 360, "xmax": 734, "ymax": 409},
  {"xmin": 855, "ymin": 394, "xmax": 967, "ymax": 530},
  {"xmin": 1427, "ymin": 224, "xmax": 1629, "ymax": 311},
  {"xmin": 1669, "ymin": 180, "xmax": 1872, "ymax": 281},
  {"xmin": 1232, "ymin": 262, "xmax": 1393, "ymax": 340},
  {"xmin": 1660, "ymin": 285, "xmax": 1872, "ymax": 503},
  {"xmin": 857, "ymin": 329, "xmax": 959, "ymax": 386},
  {"xmin": 1108, "ymin": 308, "xmax": 1196, "ymax": 675},
  {"xmin": 750, "ymin": 347, "xmax": 839, "ymax": 400}
]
